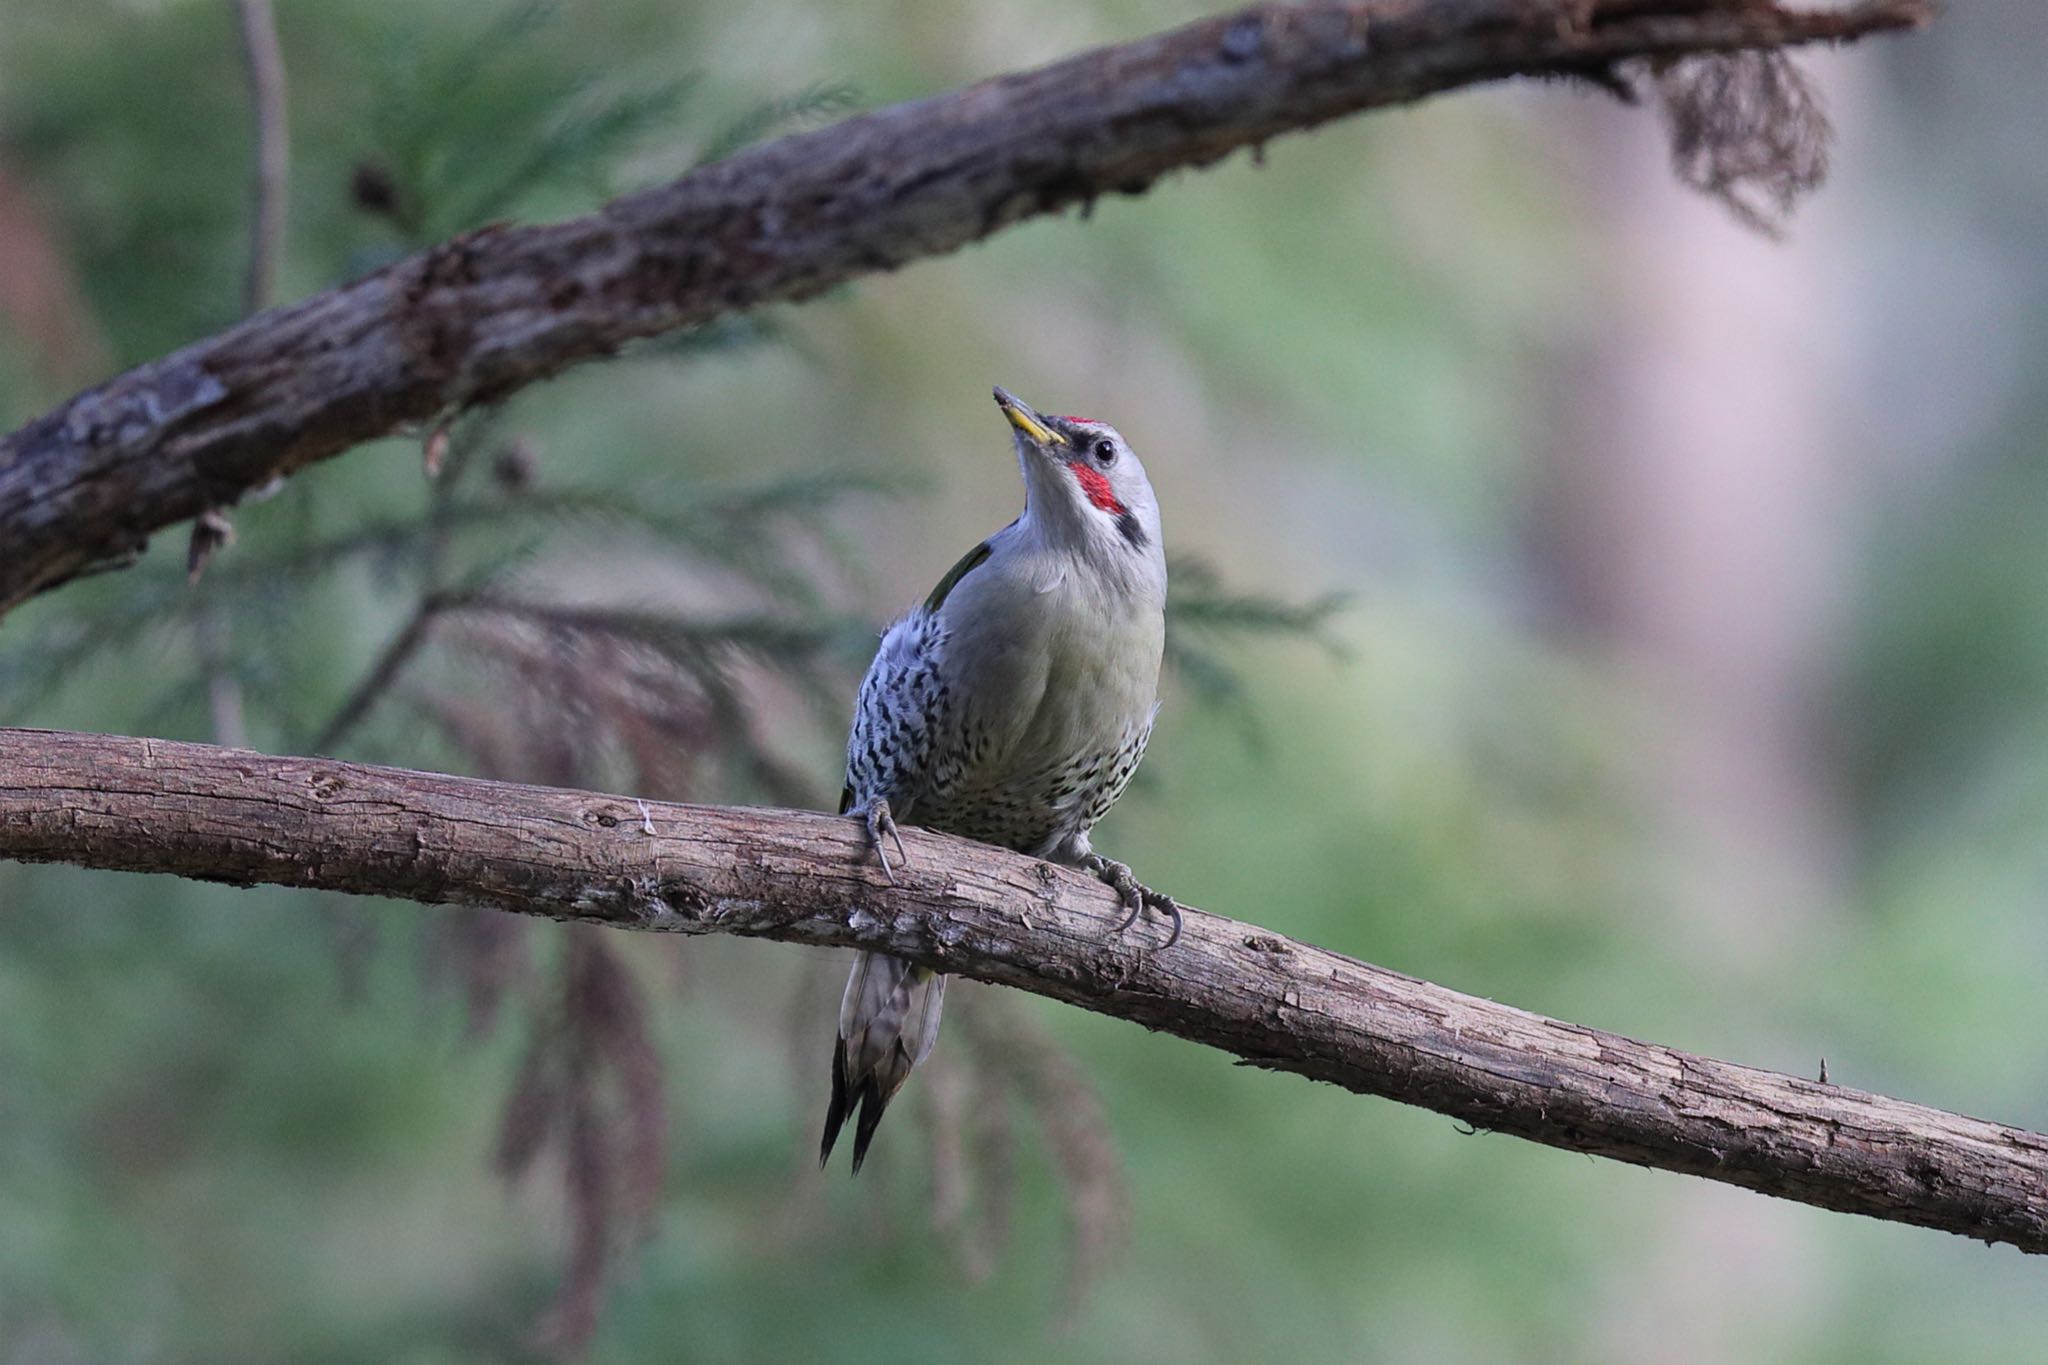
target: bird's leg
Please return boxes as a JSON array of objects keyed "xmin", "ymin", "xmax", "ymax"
[
  {"xmin": 850, "ymin": 796, "xmax": 908, "ymax": 883},
  {"xmin": 1080, "ymin": 853, "xmax": 1182, "ymax": 949}
]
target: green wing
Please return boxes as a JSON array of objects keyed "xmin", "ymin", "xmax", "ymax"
[{"xmin": 923, "ymin": 540, "xmax": 992, "ymax": 613}]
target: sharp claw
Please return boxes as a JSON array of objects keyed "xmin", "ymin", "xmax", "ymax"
[
  {"xmin": 1158, "ymin": 896, "xmax": 1184, "ymax": 950},
  {"xmin": 859, "ymin": 800, "xmax": 902, "ymax": 884},
  {"xmin": 1091, "ymin": 856, "xmax": 1181, "ymax": 944}
]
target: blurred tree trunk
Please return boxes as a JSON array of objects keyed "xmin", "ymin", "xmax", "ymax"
[
  {"xmin": 1532, "ymin": 59, "xmax": 1871, "ymax": 1365},
  {"xmin": 1535, "ymin": 77, "xmax": 1861, "ymax": 951}
]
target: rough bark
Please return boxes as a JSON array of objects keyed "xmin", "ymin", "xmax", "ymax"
[
  {"xmin": 0, "ymin": 0, "xmax": 1928, "ymax": 615},
  {"xmin": 0, "ymin": 726, "xmax": 2039, "ymax": 1253}
]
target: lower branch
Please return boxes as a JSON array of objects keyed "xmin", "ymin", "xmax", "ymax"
[{"xmin": 1, "ymin": 726, "xmax": 2040, "ymax": 1252}]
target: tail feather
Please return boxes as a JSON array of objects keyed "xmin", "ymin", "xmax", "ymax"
[
  {"xmin": 819, "ymin": 950, "xmax": 948, "ymax": 1172},
  {"xmin": 820, "ymin": 1036, "xmax": 854, "ymax": 1168},
  {"xmin": 850, "ymin": 1075, "xmax": 891, "ymax": 1175}
]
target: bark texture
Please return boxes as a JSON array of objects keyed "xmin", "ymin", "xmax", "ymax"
[
  {"xmin": 0, "ymin": 726, "xmax": 2040, "ymax": 1253},
  {"xmin": 0, "ymin": 0, "xmax": 1928, "ymax": 614}
]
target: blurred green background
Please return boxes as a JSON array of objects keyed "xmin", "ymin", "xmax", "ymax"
[{"xmin": 3, "ymin": 1, "xmax": 2046, "ymax": 1361}]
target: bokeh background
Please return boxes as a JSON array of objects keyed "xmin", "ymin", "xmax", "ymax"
[{"xmin": 3, "ymin": 1, "xmax": 2045, "ymax": 1361}]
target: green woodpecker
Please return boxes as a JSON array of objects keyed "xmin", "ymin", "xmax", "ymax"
[{"xmin": 820, "ymin": 386, "xmax": 1177, "ymax": 1172}]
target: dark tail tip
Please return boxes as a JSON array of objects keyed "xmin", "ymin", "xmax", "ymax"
[
  {"xmin": 820, "ymin": 1036, "xmax": 852, "ymax": 1169},
  {"xmin": 849, "ymin": 1082, "xmax": 891, "ymax": 1175},
  {"xmin": 821, "ymin": 1037, "xmax": 909, "ymax": 1176}
]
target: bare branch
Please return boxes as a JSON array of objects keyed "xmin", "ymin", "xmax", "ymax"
[
  {"xmin": 0, "ymin": 0, "xmax": 1930, "ymax": 616},
  {"xmin": 0, "ymin": 725, "xmax": 2039, "ymax": 1255},
  {"xmin": 231, "ymin": 0, "xmax": 290, "ymax": 316}
]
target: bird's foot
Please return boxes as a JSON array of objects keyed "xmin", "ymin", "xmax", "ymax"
[
  {"xmin": 1082, "ymin": 855, "xmax": 1182, "ymax": 948},
  {"xmin": 853, "ymin": 797, "xmax": 908, "ymax": 883}
]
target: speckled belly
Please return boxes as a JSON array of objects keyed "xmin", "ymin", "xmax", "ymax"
[{"xmin": 915, "ymin": 719, "xmax": 1152, "ymax": 856}]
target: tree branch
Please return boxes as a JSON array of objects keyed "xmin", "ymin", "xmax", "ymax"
[
  {"xmin": 0, "ymin": 0, "xmax": 1929, "ymax": 615},
  {"xmin": 0, "ymin": 725, "xmax": 2039, "ymax": 1253},
  {"xmin": 230, "ymin": 0, "xmax": 289, "ymax": 318}
]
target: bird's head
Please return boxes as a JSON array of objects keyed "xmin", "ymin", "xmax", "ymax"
[{"xmin": 993, "ymin": 385, "xmax": 1163, "ymax": 569}]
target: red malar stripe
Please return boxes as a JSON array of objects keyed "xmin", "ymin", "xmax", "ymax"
[{"xmin": 1067, "ymin": 461, "xmax": 1125, "ymax": 515}]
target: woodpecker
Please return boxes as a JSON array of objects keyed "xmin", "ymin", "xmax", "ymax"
[{"xmin": 820, "ymin": 385, "xmax": 1178, "ymax": 1172}]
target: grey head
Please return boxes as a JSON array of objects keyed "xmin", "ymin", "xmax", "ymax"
[{"xmin": 992, "ymin": 385, "xmax": 1166, "ymax": 597}]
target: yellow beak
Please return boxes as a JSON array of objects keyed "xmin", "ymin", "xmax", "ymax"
[{"xmin": 993, "ymin": 386, "xmax": 1066, "ymax": 447}]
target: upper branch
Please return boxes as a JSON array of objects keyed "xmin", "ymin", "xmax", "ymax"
[
  {"xmin": 0, "ymin": 0, "xmax": 1928, "ymax": 614},
  {"xmin": 0, "ymin": 725, "xmax": 2039, "ymax": 1254}
]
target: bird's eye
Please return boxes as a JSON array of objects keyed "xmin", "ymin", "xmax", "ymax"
[{"xmin": 1093, "ymin": 438, "xmax": 1117, "ymax": 465}]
